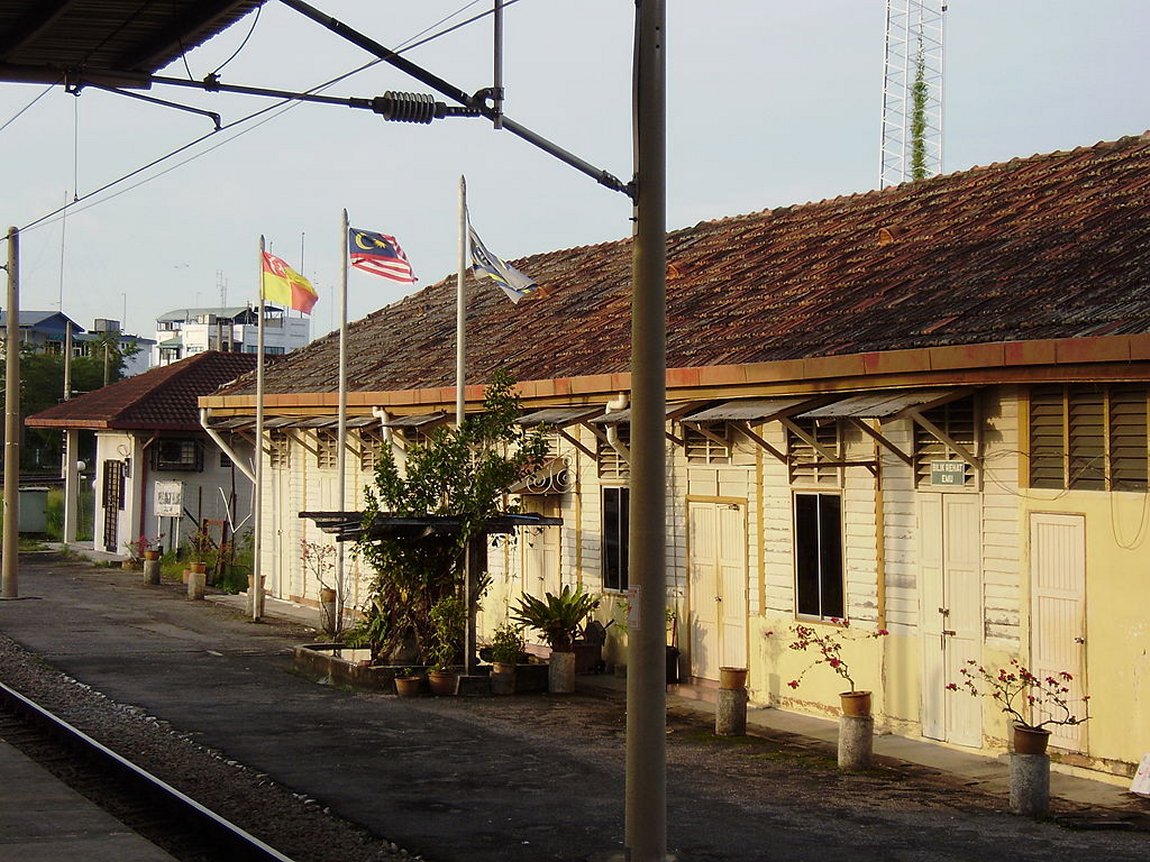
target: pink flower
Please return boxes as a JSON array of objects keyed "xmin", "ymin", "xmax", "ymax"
[{"xmin": 787, "ymin": 680, "xmax": 800, "ymax": 689}]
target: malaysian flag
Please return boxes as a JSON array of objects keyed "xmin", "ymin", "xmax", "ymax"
[{"xmin": 348, "ymin": 227, "xmax": 417, "ymax": 283}]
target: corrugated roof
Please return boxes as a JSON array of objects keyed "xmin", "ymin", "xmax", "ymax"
[
  {"xmin": 25, "ymin": 351, "xmax": 257, "ymax": 431},
  {"xmin": 0, "ymin": 1, "xmax": 262, "ymax": 86},
  {"xmin": 683, "ymin": 398, "xmax": 818, "ymax": 424},
  {"xmin": 516, "ymin": 407, "xmax": 603, "ymax": 427},
  {"xmin": 217, "ymin": 133, "xmax": 1150, "ymax": 400},
  {"xmin": 798, "ymin": 390, "xmax": 961, "ymax": 420}
]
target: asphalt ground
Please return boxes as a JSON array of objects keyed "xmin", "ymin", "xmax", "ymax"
[{"xmin": 1, "ymin": 553, "xmax": 1148, "ymax": 862}]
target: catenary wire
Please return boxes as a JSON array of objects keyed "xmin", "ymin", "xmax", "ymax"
[
  {"xmin": 0, "ymin": 82, "xmax": 58, "ymax": 136},
  {"xmin": 11, "ymin": 0, "xmax": 525, "ymax": 237}
]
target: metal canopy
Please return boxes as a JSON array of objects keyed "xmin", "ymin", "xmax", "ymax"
[
  {"xmin": 379, "ymin": 410, "xmax": 449, "ymax": 430},
  {"xmin": 682, "ymin": 397, "xmax": 818, "ymax": 424},
  {"xmin": 299, "ymin": 510, "xmax": 563, "ymax": 543},
  {"xmin": 516, "ymin": 406, "xmax": 602, "ymax": 428},
  {"xmin": 591, "ymin": 402, "xmax": 699, "ymax": 426},
  {"xmin": 0, "ymin": 1, "xmax": 262, "ymax": 86},
  {"xmin": 797, "ymin": 389, "xmax": 962, "ymax": 420}
]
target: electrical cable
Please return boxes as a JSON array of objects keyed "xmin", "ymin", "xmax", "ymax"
[
  {"xmin": 9, "ymin": 0, "xmax": 529, "ymax": 237},
  {"xmin": 211, "ymin": 4, "xmax": 263, "ymax": 76},
  {"xmin": 0, "ymin": 82, "xmax": 58, "ymax": 136}
]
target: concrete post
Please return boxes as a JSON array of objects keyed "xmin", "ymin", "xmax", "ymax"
[
  {"xmin": 1009, "ymin": 754, "xmax": 1050, "ymax": 817},
  {"xmin": 63, "ymin": 429, "xmax": 79, "ymax": 544},
  {"xmin": 838, "ymin": 715, "xmax": 874, "ymax": 770},
  {"xmin": 715, "ymin": 688, "xmax": 748, "ymax": 737},
  {"xmin": 143, "ymin": 558, "xmax": 160, "ymax": 585},
  {"xmin": 187, "ymin": 570, "xmax": 206, "ymax": 600}
]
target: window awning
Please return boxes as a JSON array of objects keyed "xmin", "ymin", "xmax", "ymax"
[
  {"xmin": 590, "ymin": 402, "xmax": 701, "ymax": 425},
  {"xmin": 299, "ymin": 510, "xmax": 563, "ymax": 542},
  {"xmin": 507, "ymin": 457, "xmax": 573, "ymax": 496},
  {"xmin": 681, "ymin": 397, "xmax": 819, "ymax": 424},
  {"xmin": 516, "ymin": 406, "xmax": 603, "ymax": 428},
  {"xmin": 795, "ymin": 389, "xmax": 963, "ymax": 420},
  {"xmin": 379, "ymin": 411, "xmax": 450, "ymax": 430}
]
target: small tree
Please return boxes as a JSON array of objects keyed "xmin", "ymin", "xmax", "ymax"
[{"xmin": 353, "ymin": 371, "xmax": 548, "ymax": 662}]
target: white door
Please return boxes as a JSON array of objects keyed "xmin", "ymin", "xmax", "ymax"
[
  {"xmin": 1030, "ymin": 513, "xmax": 1087, "ymax": 751},
  {"xmin": 689, "ymin": 502, "xmax": 747, "ymax": 682},
  {"xmin": 520, "ymin": 497, "xmax": 561, "ymax": 604},
  {"xmin": 920, "ymin": 493, "xmax": 983, "ymax": 746}
]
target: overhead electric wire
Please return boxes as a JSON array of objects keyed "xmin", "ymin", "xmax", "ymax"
[
  {"xmin": 10, "ymin": 0, "xmax": 526, "ymax": 239},
  {"xmin": 211, "ymin": 3, "xmax": 263, "ymax": 76},
  {"xmin": 0, "ymin": 82, "xmax": 59, "ymax": 136}
]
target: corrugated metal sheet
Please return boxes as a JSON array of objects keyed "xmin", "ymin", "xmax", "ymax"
[
  {"xmin": 683, "ymin": 397, "xmax": 815, "ymax": 423},
  {"xmin": 217, "ymin": 133, "xmax": 1150, "ymax": 399},
  {"xmin": 590, "ymin": 403, "xmax": 696, "ymax": 426},
  {"xmin": 516, "ymin": 406, "xmax": 602, "ymax": 427},
  {"xmin": 380, "ymin": 411, "xmax": 448, "ymax": 429},
  {"xmin": 798, "ymin": 390, "xmax": 956, "ymax": 420}
]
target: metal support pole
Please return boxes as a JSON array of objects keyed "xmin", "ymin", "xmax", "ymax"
[
  {"xmin": 624, "ymin": 2, "xmax": 667, "ymax": 860},
  {"xmin": 63, "ymin": 429, "xmax": 78, "ymax": 544},
  {"xmin": 3, "ymin": 227, "xmax": 20, "ymax": 598},
  {"xmin": 336, "ymin": 210, "xmax": 349, "ymax": 633},
  {"xmin": 252, "ymin": 240, "xmax": 265, "ymax": 621}
]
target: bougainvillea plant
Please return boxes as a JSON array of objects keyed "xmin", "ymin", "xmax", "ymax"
[
  {"xmin": 946, "ymin": 658, "xmax": 1090, "ymax": 730},
  {"xmin": 769, "ymin": 618, "xmax": 889, "ymax": 693}
]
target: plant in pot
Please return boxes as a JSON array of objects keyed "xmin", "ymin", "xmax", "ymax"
[
  {"xmin": 488, "ymin": 622, "xmax": 526, "ymax": 696},
  {"xmin": 186, "ymin": 523, "xmax": 215, "ymax": 575},
  {"xmin": 779, "ymin": 618, "xmax": 889, "ymax": 716},
  {"xmin": 300, "ymin": 538, "xmax": 340, "ymax": 636},
  {"xmin": 427, "ymin": 595, "xmax": 466, "ymax": 696},
  {"xmin": 123, "ymin": 534, "xmax": 162, "ymax": 570},
  {"xmin": 393, "ymin": 666, "xmax": 423, "ymax": 698},
  {"xmin": 512, "ymin": 585, "xmax": 600, "ymax": 694},
  {"xmin": 946, "ymin": 657, "xmax": 1090, "ymax": 755}
]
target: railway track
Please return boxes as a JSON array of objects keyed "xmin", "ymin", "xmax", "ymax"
[{"xmin": 0, "ymin": 680, "xmax": 296, "ymax": 862}]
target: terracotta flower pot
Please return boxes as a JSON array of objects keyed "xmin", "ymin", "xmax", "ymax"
[
  {"xmin": 840, "ymin": 690, "xmax": 872, "ymax": 717},
  {"xmin": 490, "ymin": 661, "xmax": 516, "ymax": 696},
  {"xmin": 428, "ymin": 669, "xmax": 458, "ymax": 696},
  {"xmin": 394, "ymin": 675, "xmax": 423, "ymax": 698},
  {"xmin": 719, "ymin": 666, "xmax": 747, "ymax": 691},
  {"xmin": 1012, "ymin": 724, "xmax": 1051, "ymax": 755},
  {"xmin": 144, "ymin": 549, "xmax": 160, "ymax": 561}
]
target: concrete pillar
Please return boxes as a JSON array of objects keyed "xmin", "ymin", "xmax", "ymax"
[
  {"xmin": 142, "ymin": 558, "xmax": 160, "ymax": 585},
  {"xmin": 715, "ymin": 688, "xmax": 748, "ymax": 736},
  {"xmin": 1009, "ymin": 754, "xmax": 1050, "ymax": 817},
  {"xmin": 838, "ymin": 715, "xmax": 874, "ymax": 770},
  {"xmin": 187, "ymin": 570, "xmax": 206, "ymax": 600},
  {"xmin": 63, "ymin": 430, "xmax": 79, "ymax": 544}
]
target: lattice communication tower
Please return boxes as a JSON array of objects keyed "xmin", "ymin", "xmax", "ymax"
[{"xmin": 880, "ymin": 1, "xmax": 946, "ymax": 189}]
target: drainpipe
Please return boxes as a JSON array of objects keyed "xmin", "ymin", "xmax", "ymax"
[
  {"xmin": 605, "ymin": 392, "xmax": 630, "ymax": 463},
  {"xmin": 199, "ymin": 408, "xmax": 256, "ymax": 484}
]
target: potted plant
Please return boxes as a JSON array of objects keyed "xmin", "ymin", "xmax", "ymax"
[
  {"xmin": 512, "ymin": 585, "xmax": 600, "ymax": 694},
  {"xmin": 947, "ymin": 657, "xmax": 1090, "ymax": 755},
  {"xmin": 781, "ymin": 618, "xmax": 889, "ymax": 716},
  {"xmin": 394, "ymin": 666, "xmax": 424, "ymax": 698},
  {"xmin": 123, "ymin": 534, "xmax": 162, "ymax": 570},
  {"xmin": 427, "ymin": 595, "xmax": 466, "ymax": 696},
  {"xmin": 488, "ymin": 622, "xmax": 526, "ymax": 696},
  {"xmin": 300, "ymin": 539, "xmax": 340, "ymax": 635},
  {"xmin": 187, "ymin": 523, "xmax": 214, "ymax": 575}
]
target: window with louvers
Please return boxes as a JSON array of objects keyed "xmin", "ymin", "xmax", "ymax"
[
  {"xmin": 359, "ymin": 429, "xmax": 384, "ymax": 473},
  {"xmin": 787, "ymin": 419, "xmax": 840, "ymax": 486},
  {"xmin": 268, "ymin": 431, "xmax": 291, "ymax": 469},
  {"xmin": 316, "ymin": 430, "xmax": 339, "ymax": 470},
  {"xmin": 685, "ymin": 423, "xmax": 732, "ymax": 464},
  {"xmin": 914, "ymin": 397, "xmax": 977, "ymax": 487},
  {"xmin": 597, "ymin": 426, "xmax": 630, "ymax": 480},
  {"xmin": 1028, "ymin": 385, "xmax": 1148, "ymax": 491}
]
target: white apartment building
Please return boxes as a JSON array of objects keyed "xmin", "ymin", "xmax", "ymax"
[{"xmin": 153, "ymin": 305, "xmax": 311, "ymax": 366}]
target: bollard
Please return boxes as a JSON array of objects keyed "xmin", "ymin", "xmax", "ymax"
[
  {"xmin": 837, "ymin": 714, "xmax": 874, "ymax": 770},
  {"xmin": 1009, "ymin": 753, "xmax": 1050, "ymax": 817},
  {"xmin": 187, "ymin": 570, "xmax": 206, "ymax": 600},
  {"xmin": 320, "ymin": 587, "xmax": 338, "ymax": 634},
  {"xmin": 142, "ymin": 558, "xmax": 161, "ymax": 586},
  {"xmin": 716, "ymin": 666, "xmax": 748, "ymax": 736}
]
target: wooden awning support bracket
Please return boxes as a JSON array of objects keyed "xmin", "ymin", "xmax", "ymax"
[
  {"xmin": 559, "ymin": 427, "xmax": 597, "ymax": 460},
  {"xmin": 291, "ymin": 429, "xmax": 321, "ymax": 459},
  {"xmin": 905, "ymin": 408, "xmax": 982, "ymax": 469},
  {"xmin": 779, "ymin": 417, "xmax": 840, "ymax": 463},
  {"xmin": 729, "ymin": 421, "xmax": 787, "ymax": 463},
  {"xmin": 849, "ymin": 418, "xmax": 912, "ymax": 465},
  {"xmin": 685, "ymin": 422, "xmax": 728, "ymax": 451},
  {"xmin": 578, "ymin": 420, "xmax": 611, "ymax": 447}
]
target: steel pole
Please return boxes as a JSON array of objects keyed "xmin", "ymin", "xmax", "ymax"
[
  {"xmin": 252, "ymin": 239, "xmax": 265, "ymax": 621},
  {"xmin": 3, "ymin": 227, "xmax": 20, "ymax": 598},
  {"xmin": 336, "ymin": 210, "xmax": 349, "ymax": 631},
  {"xmin": 625, "ymin": 2, "xmax": 667, "ymax": 860}
]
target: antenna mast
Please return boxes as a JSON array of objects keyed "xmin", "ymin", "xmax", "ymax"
[{"xmin": 880, "ymin": 0, "xmax": 946, "ymax": 189}]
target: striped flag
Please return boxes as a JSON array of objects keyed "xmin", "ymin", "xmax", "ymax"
[
  {"xmin": 260, "ymin": 251, "xmax": 318, "ymax": 314},
  {"xmin": 468, "ymin": 221, "xmax": 539, "ymax": 303},
  {"xmin": 348, "ymin": 227, "xmax": 417, "ymax": 283}
]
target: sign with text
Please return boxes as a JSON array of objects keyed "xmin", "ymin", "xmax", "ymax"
[
  {"xmin": 154, "ymin": 481, "xmax": 183, "ymax": 518},
  {"xmin": 930, "ymin": 460, "xmax": 966, "ymax": 487}
]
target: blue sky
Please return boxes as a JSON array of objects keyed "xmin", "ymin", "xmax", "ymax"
[{"xmin": 0, "ymin": 1, "xmax": 1147, "ymax": 339}]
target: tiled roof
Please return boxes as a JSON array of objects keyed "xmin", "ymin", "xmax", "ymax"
[
  {"xmin": 25, "ymin": 352, "xmax": 258, "ymax": 431},
  {"xmin": 220, "ymin": 133, "xmax": 1150, "ymax": 398}
]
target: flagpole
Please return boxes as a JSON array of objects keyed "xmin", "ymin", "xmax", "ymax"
[
  {"xmin": 336, "ymin": 210, "xmax": 350, "ymax": 631},
  {"xmin": 456, "ymin": 175, "xmax": 467, "ymax": 425},
  {"xmin": 252, "ymin": 237, "xmax": 266, "ymax": 622}
]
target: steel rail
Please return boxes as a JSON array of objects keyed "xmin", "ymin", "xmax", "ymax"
[{"xmin": 0, "ymin": 680, "xmax": 296, "ymax": 862}]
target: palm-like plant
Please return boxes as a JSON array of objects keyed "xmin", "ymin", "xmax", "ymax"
[{"xmin": 511, "ymin": 586, "xmax": 599, "ymax": 652}]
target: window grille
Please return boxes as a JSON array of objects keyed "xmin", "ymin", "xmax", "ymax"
[
  {"xmin": 914, "ymin": 396, "xmax": 977, "ymax": 487},
  {"xmin": 787, "ymin": 418, "xmax": 840, "ymax": 486}
]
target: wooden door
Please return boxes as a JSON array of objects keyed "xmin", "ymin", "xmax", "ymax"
[
  {"xmin": 1030, "ymin": 513, "xmax": 1087, "ymax": 751},
  {"xmin": 920, "ymin": 493, "xmax": 982, "ymax": 746},
  {"xmin": 689, "ymin": 501, "xmax": 747, "ymax": 681}
]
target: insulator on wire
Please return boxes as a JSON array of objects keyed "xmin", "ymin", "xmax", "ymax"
[{"xmin": 371, "ymin": 91, "xmax": 441, "ymax": 124}]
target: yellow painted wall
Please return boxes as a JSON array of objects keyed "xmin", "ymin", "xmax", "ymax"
[{"xmin": 1021, "ymin": 490, "xmax": 1150, "ymax": 773}]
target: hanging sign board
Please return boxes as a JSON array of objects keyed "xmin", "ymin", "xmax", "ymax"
[
  {"xmin": 154, "ymin": 481, "xmax": 184, "ymax": 518},
  {"xmin": 930, "ymin": 460, "xmax": 966, "ymax": 487}
]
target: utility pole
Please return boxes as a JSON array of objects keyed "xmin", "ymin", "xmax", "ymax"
[
  {"xmin": 624, "ymin": 2, "xmax": 667, "ymax": 860},
  {"xmin": 3, "ymin": 227, "xmax": 20, "ymax": 598}
]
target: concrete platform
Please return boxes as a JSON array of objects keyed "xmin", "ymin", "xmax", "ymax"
[{"xmin": 0, "ymin": 739, "xmax": 176, "ymax": 861}]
